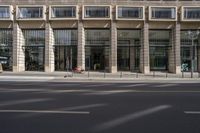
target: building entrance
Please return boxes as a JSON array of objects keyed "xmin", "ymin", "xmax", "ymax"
[
  {"xmin": 24, "ymin": 46, "xmax": 45, "ymax": 71},
  {"xmin": 85, "ymin": 46, "xmax": 109, "ymax": 71},
  {"xmin": 55, "ymin": 46, "xmax": 77, "ymax": 71}
]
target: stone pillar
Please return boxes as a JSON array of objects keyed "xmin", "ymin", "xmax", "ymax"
[
  {"xmin": 110, "ymin": 21, "xmax": 117, "ymax": 73},
  {"xmin": 130, "ymin": 47, "xmax": 135, "ymax": 71},
  {"xmin": 13, "ymin": 22, "xmax": 25, "ymax": 72},
  {"xmin": 169, "ymin": 23, "xmax": 181, "ymax": 74},
  {"xmin": 45, "ymin": 22, "xmax": 54, "ymax": 72},
  {"xmin": 77, "ymin": 21, "xmax": 85, "ymax": 70},
  {"xmin": 140, "ymin": 22, "xmax": 150, "ymax": 74}
]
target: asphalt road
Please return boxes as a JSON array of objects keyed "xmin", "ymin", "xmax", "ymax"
[{"xmin": 0, "ymin": 81, "xmax": 200, "ymax": 133}]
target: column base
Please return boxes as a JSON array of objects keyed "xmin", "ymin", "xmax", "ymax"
[
  {"xmin": 109, "ymin": 66, "xmax": 117, "ymax": 73},
  {"xmin": 45, "ymin": 65, "xmax": 54, "ymax": 73},
  {"xmin": 140, "ymin": 66, "xmax": 150, "ymax": 74},
  {"xmin": 13, "ymin": 66, "xmax": 25, "ymax": 72}
]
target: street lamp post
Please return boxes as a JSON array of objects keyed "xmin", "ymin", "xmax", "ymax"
[{"xmin": 186, "ymin": 30, "xmax": 200, "ymax": 78}]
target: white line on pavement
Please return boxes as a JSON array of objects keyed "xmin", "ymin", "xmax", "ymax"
[
  {"xmin": 63, "ymin": 103, "xmax": 107, "ymax": 111},
  {"xmin": 120, "ymin": 84, "xmax": 147, "ymax": 88},
  {"xmin": 93, "ymin": 105, "xmax": 171, "ymax": 132},
  {"xmin": 84, "ymin": 84, "xmax": 113, "ymax": 87},
  {"xmin": 0, "ymin": 98, "xmax": 53, "ymax": 107},
  {"xmin": 184, "ymin": 111, "xmax": 200, "ymax": 114},
  {"xmin": 84, "ymin": 90, "xmax": 135, "ymax": 95},
  {"xmin": 153, "ymin": 84, "xmax": 178, "ymax": 88},
  {"xmin": 0, "ymin": 110, "xmax": 90, "ymax": 114}
]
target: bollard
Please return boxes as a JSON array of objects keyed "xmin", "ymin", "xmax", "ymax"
[
  {"xmin": 120, "ymin": 71, "xmax": 122, "ymax": 78},
  {"xmin": 153, "ymin": 71, "xmax": 155, "ymax": 78},
  {"xmin": 198, "ymin": 72, "xmax": 200, "ymax": 78},
  {"xmin": 71, "ymin": 71, "xmax": 73, "ymax": 77},
  {"xmin": 136, "ymin": 72, "xmax": 139, "ymax": 78},
  {"xmin": 166, "ymin": 72, "xmax": 168, "ymax": 78},
  {"xmin": 182, "ymin": 71, "xmax": 184, "ymax": 78},
  {"xmin": 104, "ymin": 70, "xmax": 106, "ymax": 78},
  {"xmin": 88, "ymin": 70, "xmax": 90, "ymax": 78},
  {"xmin": 0, "ymin": 63, "xmax": 2, "ymax": 73}
]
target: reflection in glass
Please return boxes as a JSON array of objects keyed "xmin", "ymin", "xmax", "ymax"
[
  {"xmin": 18, "ymin": 7, "xmax": 43, "ymax": 19},
  {"xmin": 0, "ymin": 29, "xmax": 12, "ymax": 71},
  {"xmin": 118, "ymin": 7, "xmax": 143, "ymax": 19},
  {"xmin": 117, "ymin": 30, "xmax": 141, "ymax": 71},
  {"xmin": 181, "ymin": 30, "xmax": 199, "ymax": 72},
  {"xmin": 149, "ymin": 30, "xmax": 171, "ymax": 71},
  {"xmin": 23, "ymin": 29, "xmax": 45, "ymax": 71},
  {"xmin": 54, "ymin": 29, "xmax": 78, "ymax": 71},
  {"xmin": 85, "ymin": 29, "xmax": 110, "ymax": 71},
  {"xmin": 0, "ymin": 6, "xmax": 10, "ymax": 18},
  {"xmin": 51, "ymin": 6, "xmax": 76, "ymax": 18},
  {"xmin": 151, "ymin": 7, "xmax": 176, "ymax": 19},
  {"xmin": 184, "ymin": 7, "xmax": 200, "ymax": 19},
  {"xmin": 85, "ymin": 6, "xmax": 109, "ymax": 18}
]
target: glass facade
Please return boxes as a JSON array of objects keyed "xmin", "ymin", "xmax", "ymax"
[
  {"xmin": 181, "ymin": 30, "xmax": 199, "ymax": 72},
  {"xmin": 0, "ymin": 29, "xmax": 13, "ymax": 71},
  {"xmin": 23, "ymin": 29, "xmax": 45, "ymax": 71},
  {"xmin": 0, "ymin": 6, "xmax": 10, "ymax": 19},
  {"xmin": 18, "ymin": 7, "xmax": 43, "ymax": 19},
  {"xmin": 51, "ymin": 6, "xmax": 76, "ymax": 18},
  {"xmin": 151, "ymin": 7, "xmax": 176, "ymax": 19},
  {"xmin": 117, "ymin": 29, "xmax": 141, "ymax": 71},
  {"xmin": 85, "ymin": 29, "xmax": 110, "ymax": 71},
  {"xmin": 184, "ymin": 7, "xmax": 200, "ymax": 19},
  {"xmin": 54, "ymin": 29, "xmax": 78, "ymax": 71},
  {"xmin": 118, "ymin": 7, "xmax": 143, "ymax": 19},
  {"xmin": 84, "ymin": 6, "xmax": 110, "ymax": 18},
  {"xmin": 149, "ymin": 30, "xmax": 171, "ymax": 71}
]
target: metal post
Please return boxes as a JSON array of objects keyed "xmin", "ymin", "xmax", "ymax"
[
  {"xmin": 88, "ymin": 70, "xmax": 89, "ymax": 78},
  {"xmin": 182, "ymin": 71, "xmax": 184, "ymax": 78},
  {"xmin": 104, "ymin": 69, "xmax": 106, "ymax": 78},
  {"xmin": 136, "ymin": 72, "xmax": 138, "ymax": 78},
  {"xmin": 166, "ymin": 72, "xmax": 168, "ymax": 78},
  {"xmin": 153, "ymin": 71, "xmax": 155, "ymax": 77},
  {"xmin": 120, "ymin": 71, "xmax": 122, "ymax": 78}
]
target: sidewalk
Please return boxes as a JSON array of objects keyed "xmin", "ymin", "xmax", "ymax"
[{"xmin": 0, "ymin": 71, "xmax": 200, "ymax": 82}]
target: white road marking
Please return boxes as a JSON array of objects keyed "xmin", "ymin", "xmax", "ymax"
[
  {"xmin": 0, "ymin": 110, "xmax": 90, "ymax": 114},
  {"xmin": 0, "ymin": 98, "xmax": 53, "ymax": 107},
  {"xmin": 63, "ymin": 103, "xmax": 107, "ymax": 111},
  {"xmin": 184, "ymin": 111, "xmax": 200, "ymax": 114},
  {"xmin": 153, "ymin": 84, "xmax": 177, "ymax": 88},
  {"xmin": 84, "ymin": 90, "xmax": 135, "ymax": 95},
  {"xmin": 120, "ymin": 84, "xmax": 147, "ymax": 88},
  {"xmin": 93, "ymin": 105, "xmax": 171, "ymax": 132},
  {"xmin": 84, "ymin": 84, "xmax": 113, "ymax": 87}
]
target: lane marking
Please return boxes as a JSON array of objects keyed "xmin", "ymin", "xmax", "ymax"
[
  {"xmin": 184, "ymin": 111, "xmax": 200, "ymax": 114},
  {"xmin": 0, "ymin": 98, "xmax": 53, "ymax": 107},
  {"xmin": 153, "ymin": 84, "xmax": 178, "ymax": 88},
  {"xmin": 93, "ymin": 105, "xmax": 171, "ymax": 132},
  {"xmin": 84, "ymin": 84, "xmax": 113, "ymax": 88},
  {"xmin": 0, "ymin": 110, "xmax": 90, "ymax": 114},
  {"xmin": 63, "ymin": 103, "xmax": 107, "ymax": 111},
  {"xmin": 120, "ymin": 84, "xmax": 147, "ymax": 88},
  {"xmin": 84, "ymin": 90, "xmax": 135, "ymax": 95}
]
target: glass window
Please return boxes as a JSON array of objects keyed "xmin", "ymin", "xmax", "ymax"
[
  {"xmin": 51, "ymin": 6, "xmax": 76, "ymax": 18},
  {"xmin": 85, "ymin": 6, "xmax": 110, "ymax": 18},
  {"xmin": 54, "ymin": 29, "xmax": 77, "ymax": 45},
  {"xmin": 118, "ymin": 7, "xmax": 143, "ymax": 19},
  {"xmin": 0, "ymin": 6, "xmax": 10, "ymax": 18},
  {"xmin": 23, "ymin": 29, "xmax": 45, "ymax": 46},
  {"xmin": 0, "ymin": 29, "xmax": 13, "ymax": 71},
  {"xmin": 18, "ymin": 7, "xmax": 43, "ymax": 19},
  {"xmin": 151, "ymin": 7, "xmax": 176, "ymax": 19},
  {"xmin": 184, "ymin": 7, "xmax": 200, "ymax": 19}
]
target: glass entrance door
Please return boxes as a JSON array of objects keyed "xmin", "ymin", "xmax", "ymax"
[
  {"xmin": 85, "ymin": 46, "xmax": 109, "ymax": 71},
  {"xmin": 117, "ymin": 46, "xmax": 130, "ymax": 71},
  {"xmin": 55, "ymin": 46, "xmax": 77, "ymax": 71},
  {"xmin": 150, "ymin": 46, "xmax": 168, "ymax": 71},
  {"xmin": 25, "ymin": 46, "xmax": 44, "ymax": 71}
]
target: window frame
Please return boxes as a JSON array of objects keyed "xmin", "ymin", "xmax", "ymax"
[
  {"xmin": 0, "ymin": 5, "xmax": 13, "ymax": 21},
  {"xmin": 149, "ymin": 6, "xmax": 177, "ymax": 21},
  {"xmin": 116, "ymin": 6, "xmax": 145, "ymax": 20},
  {"xmin": 82, "ymin": 5, "xmax": 112, "ymax": 20},
  {"xmin": 49, "ymin": 5, "xmax": 78, "ymax": 20},
  {"xmin": 16, "ymin": 5, "xmax": 46, "ymax": 21},
  {"xmin": 181, "ymin": 6, "xmax": 200, "ymax": 21}
]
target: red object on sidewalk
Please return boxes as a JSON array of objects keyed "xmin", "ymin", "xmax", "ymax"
[{"xmin": 73, "ymin": 67, "xmax": 83, "ymax": 73}]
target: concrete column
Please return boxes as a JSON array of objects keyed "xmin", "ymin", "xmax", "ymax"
[
  {"xmin": 45, "ymin": 22, "xmax": 54, "ymax": 72},
  {"xmin": 110, "ymin": 21, "xmax": 117, "ymax": 73},
  {"xmin": 77, "ymin": 21, "xmax": 85, "ymax": 70},
  {"xmin": 140, "ymin": 22, "xmax": 150, "ymax": 74},
  {"xmin": 169, "ymin": 23, "xmax": 181, "ymax": 74},
  {"xmin": 12, "ymin": 22, "xmax": 25, "ymax": 72}
]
